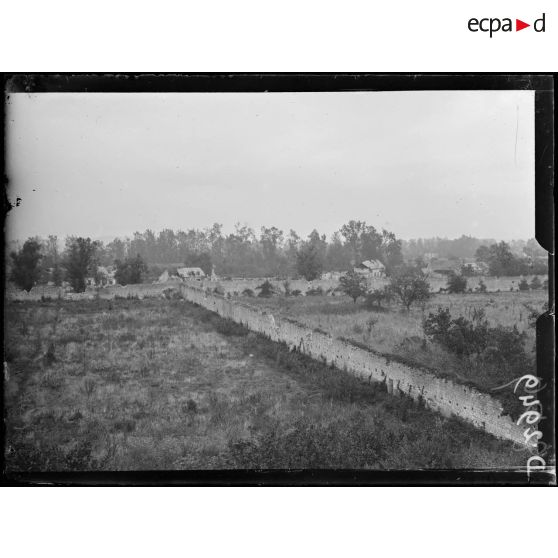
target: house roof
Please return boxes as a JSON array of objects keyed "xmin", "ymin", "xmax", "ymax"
[
  {"xmin": 177, "ymin": 267, "xmax": 205, "ymax": 276},
  {"xmin": 427, "ymin": 260, "xmax": 462, "ymax": 274},
  {"xmin": 358, "ymin": 259, "xmax": 385, "ymax": 270}
]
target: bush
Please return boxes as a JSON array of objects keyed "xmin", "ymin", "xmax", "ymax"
[
  {"xmin": 291, "ymin": 289, "xmax": 302, "ymax": 297},
  {"xmin": 256, "ymin": 280, "xmax": 275, "ymax": 298},
  {"xmin": 364, "ymin": 286, "xmax": 392, "ymax": 309},
  {"xmin": 283, "ymin": 280, "xmax": 291, "ymax": 296},
  {"xmin": 242, "ymin": 288, "xmax": 255, "ymax": 297},
  {"xmin": 163, "ymin": 288, "xmax": 182, "ymax": 300},
  {"xmin": 423, "ymin": 307, "xmax": 530, "ymax": 376},
  {"xmin": 213, "ymin": 317, "xmax": 247, "ymax": 337},
  {"xmin": 306, "ymin": 286, "xmax": 324, "ymax": 296},
  {"xmin": 447, "ymin": 273, "xmax": 467, "ymax": 294},
  {"xmin": 518, "ymin": 278, "xmax": 530, "ymax": 291},
  {"xmin": 530, "ymin": 276, "xmax": 542, "ymax": 290}
]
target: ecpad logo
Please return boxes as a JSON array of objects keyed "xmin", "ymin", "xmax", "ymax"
[{"xmin": 468, "ymin": 13, "xmax": 546, "ymax": 37}]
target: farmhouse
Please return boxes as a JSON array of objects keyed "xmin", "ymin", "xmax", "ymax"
[
  {"xmin": 354, "ymin": 259, "xmax": 386, "ymax": 278},
  {"xmin": 461, "ymin": 260, "xmax": 488, "ymax": 275},
  {"xmin": 156, "ymin": 270, "xmax": 187, "ymax": 284},
  {"xmin": 177, "ymin": 267, "xmax": 206, "ymax": 279}
]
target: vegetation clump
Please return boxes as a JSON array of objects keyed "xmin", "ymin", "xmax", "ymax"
[
  {"xmin": 338, "ymin": 270, "xmax": 368, "ymax": 303},
  {"xmin": 387, "ymin": 265, "xmax": 431, "ymax": 311},
  {"xmin": 422, "ymin": 307, "xmax": 531, "ymax": 382},
  {"xmin": 446, "ymin": 273, "xmax": 468, "ymax": 294},
  {"xmin": 256, "ymin": 280, "xmax": 275, "ymax": 298}
]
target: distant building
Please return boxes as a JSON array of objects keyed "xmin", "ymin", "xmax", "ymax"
[
  {"xmin": 461, "ymin": 261, "xmax": 488, "ymax": 275},
  {"xmin": 157, "ymin": 270, "xmax": 170, "ymax": 283},
  {"xmin": 426, "ymin": 258, "xmax": 462, "ymax": 276},
  {"xmin": 177, "ymin": 267, "xmax": 206, "ymax": 279},
  {"xmin": 354, "ymin": 259, "xmax": 386, "ymax": 278},
  {"xmin": 156, "ymin": 270, "xmax": 185, "ymax": 284},
  {"xmin": 96, "ymin": 266, "xmax": 117, "ymax": 286},
  {"xmin": 321, "ymin": 271, "xmax": 343, "ymax": 280}
]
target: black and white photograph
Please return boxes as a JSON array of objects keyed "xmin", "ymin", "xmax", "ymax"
[{"xmin": 2, "ymin": 75, "xmax": 555, "ymax": 484}]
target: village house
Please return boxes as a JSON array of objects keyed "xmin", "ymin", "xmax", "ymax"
[
  {"xmin": 176, "ymin": 267, "xmax": 206, "ymax": 280},
  {"xmin": 354, "ymin": 259, "xmax": 386, "ymax": 278},
  {"xmin": 321, "ymin": 271, "xmax": 344, "ymax": 280},
  {"xmin": 156, "ymin": 270, "xmax": 187, "ymax": 284},
  {"xmin": 461, "ymin": 260, "xmax": 488, "ymax": 275}
]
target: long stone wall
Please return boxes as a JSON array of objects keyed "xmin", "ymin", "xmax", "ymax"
[
  {"xmin": 179, "ymin": 283, "xmax": 527, "ymax": 446},
  {"xmin": 7, "ymin": 282, "xmax": 175, "ymax": 302},
  {"xmin": 6, "ymin": 280, "xmax": 530, "ymax": 445},
  {"xmin": 188, "ymin": 274, "xmax": 548, "ymax": 295}
]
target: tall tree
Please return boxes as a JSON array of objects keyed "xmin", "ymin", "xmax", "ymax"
[
  {"xmin": 339, "ymin": 220, "xmax": 383, "ymax": 263},
  {"xmin": 380, "ymin": 229, "xmax": 403, "ymax": 273},
  {"xmin": 64, "ymin": 237, "xmax": 99, "ymax": 293},
  {"xmin": 9, "ymin": 238, "xmax": 43, "ymax": 291},
  {"xmin": 296, "ymin": 242, "xmax": 323, "ymax": 281},
  {"xmin": 114, "ymin": 254, "xmax": 148, "ymax": 285},
  {"xmin": 475, "ymin": 242, "xmax": 528, "ymax": 276}
]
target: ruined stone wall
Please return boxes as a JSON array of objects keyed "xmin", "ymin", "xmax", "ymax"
[
  {"xmin": 7, "ymin": 282, "xmax": 175, "ymax": 302},
  {"xmin": 188, "ymin": 278, "xmax": 343, "ymax": 295},
  {"xmin": 189, "ymin": 274, "xmax": 548, "ymax": 295},
  {"xmin": 180, "ymin": 283, "xmax": 526, "ymax": 445}
]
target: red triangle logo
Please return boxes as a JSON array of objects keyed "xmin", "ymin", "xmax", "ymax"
[{"xmin": 516, "ymin": 19, "xmax": 530, "ymax": 31}]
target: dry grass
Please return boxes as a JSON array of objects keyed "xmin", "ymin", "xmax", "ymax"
[
  {"xmin": 239, "ymin": 290, "xmax": 546, "ymax": 394},
  {"xmin": 4, "ymin": 298, "xmax": 524, "ymax": 471}
]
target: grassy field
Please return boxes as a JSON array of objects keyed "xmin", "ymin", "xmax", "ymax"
[
  {"xmin": 4, "ymin": 298, "xmax": 523, "ymax": 471},
  {"xmin": 236, "ymin": 290, "xmax": 547, "ymax": 397}
]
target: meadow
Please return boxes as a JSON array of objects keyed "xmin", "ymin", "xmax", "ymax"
[
  {"xmin": 237, "ymin": 290, "xmax": 547, "ymax": 398},
  {"xmin": 4, "ymin": 297, "xmax": 524, "ymax": 471}
]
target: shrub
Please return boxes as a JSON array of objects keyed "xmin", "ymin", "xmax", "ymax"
[
  {"xmin": 530, "ymin": 276, "xmax": 542, "ymax": 290},
  {"xmin": 184, "ymin": 398, "xmax": 198, "ymax": 414},
  {"xmin": 213, "ymin": 317, "xmax": 247, "ymax": 337},
  {"xmin": 476, "ymin": 279, "xmax": 487, "ymax": 293},
  {"xmin": 242, "ymin": 288, "xmax": 255, "ymax": 297},
  {"xmin": 256, "ymin": 280, "xmax": 275, "ymax": 298},
  {"xmin": 446, "ymin": 273, "xmax": 467, "ymax": 294},
  {"xmin": 364, "ymin": 286, "xmax": 392, "ymax": 309},
  {"xmin": 423, "ymin": 307, "xmax": 530, "ymax": 376},
  {"xmin": 306, "ymin": 286, "xmax": 324, "ymax": 296},
  {"xmin": 163, "ymin": 288, "xmax": 182, "ymax": 300},
  {"xmin": 291, "ymin": 289, "xmax": 302, "ymax": 297},
  {"xmin": 44, "ymin": 342, "xmax": 56, "ymax": 366},
  {"xmin": 518, "ymin": 278, "xmax": 529, "ymax": 291},
  {"xmin": 283, "ymin": 280, "xmax": 291, "ymax": 296}
]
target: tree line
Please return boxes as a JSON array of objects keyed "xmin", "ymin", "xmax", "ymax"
[
  {"xmin": 8, "ymin": 237, "xmax": 150, "ymax": 293},
  {"xmin": 100, "ymin": 220, "xmax": 404, "ymax": 278},
  {"xmin": 8, "ymin": 220, "xmax": 404, "ymax": 291},
  {"xmin": 8, "ymin": 224, "xmax": 546, "ymax": 293},
  {"xmin": 403, "ymin": 235, "xmax": 546, "ymax": 262}
]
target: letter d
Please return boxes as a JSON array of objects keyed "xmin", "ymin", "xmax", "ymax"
[{"xmin": 534, "ymin": 13, "xmax": 545, "ymax": 32}]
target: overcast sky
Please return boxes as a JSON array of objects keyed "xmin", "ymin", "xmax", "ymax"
[{"xmin": 5, "ymin": 90, "xmax": 535, "ymax": 243}]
